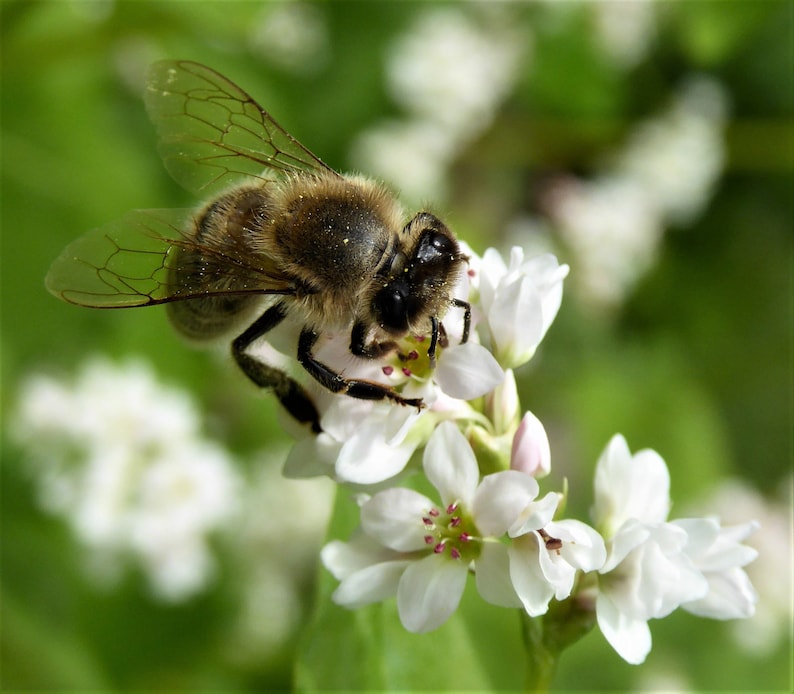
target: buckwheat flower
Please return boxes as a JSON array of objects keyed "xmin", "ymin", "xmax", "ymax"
[
  {"xmin": 673, "ymin": 517, "xmax": 759, "ymax": 620},
  {"xmin": 12, "ymin": 357, "xmax": 242, "ymax": 601},
  {"xmin": 592, "ymin": 435, "xmax": 709, "ymax": 664},
  {"xmin": 323, "ymin": 422, "xmax": 543, "ymax": 632},
  {"xmin": 505, "ymin": 486, "xmax": 606, "ymax": 617},
  {"xmin": 694, "ymin": 479, "xmax": 789, "ymax": 655},
  {"xmin": 475, "ymin": 247, "xmax": 569, "ymax": 369},
  {"xmin": 508, "ymin": 515, "xmax": 606, "ymax": 617}
]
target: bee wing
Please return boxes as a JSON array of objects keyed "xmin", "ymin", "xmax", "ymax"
[
  {"xmin": 145, "ymin": 60, "xmax": 340, "ymax": 197},
  {"xmin": 46, "ymin": 209, "xmax": 293, "ymax": 308}
]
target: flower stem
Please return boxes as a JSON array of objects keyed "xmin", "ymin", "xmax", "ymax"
[
  {"xmin": 521, "ymin": 612, "xmax": 559, "ymax": 693},
  {"xmin": 520, "ymin": 593, "xmax": 598, "ymax": 692}
]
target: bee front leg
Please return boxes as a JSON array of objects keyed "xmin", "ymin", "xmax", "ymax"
[
  {"xmin": 233, "ymin": 302, "xmax": 322, "ymax": 433},
  {"xmin": 349, "ymin": 320, "xmax": 398, "ymax": 359},
  {"xmin": 299, "ymin": 328, "xmax": 423, "ymax": 410}
]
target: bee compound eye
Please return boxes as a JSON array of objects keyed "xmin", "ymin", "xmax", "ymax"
[{"xmin": 430, "ymin": 231, "xmax": 454, "ymax": 253}]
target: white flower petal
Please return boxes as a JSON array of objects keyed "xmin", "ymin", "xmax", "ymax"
[
  {"xmin": 478, "ymin": 247, "xmax": 509, "ymax": 310},
  {"xmin": 282, "ymin": 433, "xmax": 339, "ymax": 479},
  {"xmin": 547, "ymin": 519, "xmax": 607, "ymax": 572},
  {"xmin": 423, "ymin": 422, "xmax": 479, "ymax": 506},
  {"xmin": 593, "ymin": 434, "xmax": 670, "ymax": 536},
  {"xmin": 335, "ymin": 419, "xmax": 418, "ymax": 485},
  {"xmin": 508, "ymin": 491, "xmax": 559, "ymax": 537},
  {"xmin": 471, "ymin": 470, "xmax": 539, "ymax": 537},
  {"xmin": 332, "ymin": 560, "xmax": 412, "ymax": 608},
  {"xmin": 681, "ymin": 567, "xmax": 758, "ymax": 620},
  {"xmin": 321, "ymin": 533, "xmax": 402, "ymax": 579},
  {"xmin": 435, "ymin": 342, "xmax": 505, "ymax": 400},
  {"xmin": 537, "ymin": 536, "xmax": 577, "ymax": 600},
  {"xmin": 475, "ymin": 542, "xmax": 523, "ymax": 608},
  {"xmin": 521, "ymin": 253, "xmax": 568, "ymax": 338},
  {"xmin": 489, "ymin": 277, "xmax": 544, "ymax": 367},
  {"xmin": 397, "ymin": 554, "xmax": 468, "ymax": 632},
  {"xmin": 361, "ymin": 488, "xmax": 434, "ymax": 551},
  {"xmin": 596, "ymin": 591, "xmax": 652, "ymax": 665},
  {"xmin": 508, "ymin": 534, "xmax": 554, "ymax": 616},
  {"xmin": 674, "ymin": 518, "xmax": 759, "ymax": 571},
  {"xmin": 601, "ymin": 518, "xmax": 650, "ymax": 572}
]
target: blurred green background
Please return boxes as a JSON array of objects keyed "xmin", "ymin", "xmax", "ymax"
[{"xmin": 1, "ymin": 1, "xmax": 791, "ymax": 691}]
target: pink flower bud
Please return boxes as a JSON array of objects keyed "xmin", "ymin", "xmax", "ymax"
[{"xmin": 510, "ymin": 411, "xmax": 551, "ymax": 477}]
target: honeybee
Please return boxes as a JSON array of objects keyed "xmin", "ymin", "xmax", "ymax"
[{"xmin": 46, "ymin": 60, "xmax": 470, "ymax": 433}]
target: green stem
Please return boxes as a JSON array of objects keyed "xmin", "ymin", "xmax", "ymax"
[
  {"xmin": 519, "ymin": 589, "xmax": 598, "ymax": 693},
  {"xmin": 521, "ymin": 612, "xmax": 559, "ymax": 693}
]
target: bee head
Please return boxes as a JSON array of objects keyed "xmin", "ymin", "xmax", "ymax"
[{"xmin": 372, "ymin": 213, "xmax": 464, "ymax": 335}]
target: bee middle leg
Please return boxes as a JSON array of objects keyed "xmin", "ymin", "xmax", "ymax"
[
  {"xmin": 233, "ymin": 302, "xmax": 322, "ymax": 433},
  {"xmin": 299, "ymin": 328, "xmax": 424, "ymax": 410}
]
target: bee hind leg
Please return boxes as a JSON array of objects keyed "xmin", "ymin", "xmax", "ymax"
[
  {"xmin": 233, "ymin": 303, "xmax": 322, "ymax": 433},
  {"xmin": 299, "ymin": 328, "xmax": 424, "ymax": 411}
]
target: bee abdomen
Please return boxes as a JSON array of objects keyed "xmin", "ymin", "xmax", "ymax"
[{"xmin": 166, "ymin": 186, "xmax": 271, "ymax": 340}]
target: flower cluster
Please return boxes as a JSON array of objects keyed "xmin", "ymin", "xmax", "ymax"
[
  {"xmin": 12, "ymin": 358, "xmax": 242, "ymax": 601},
  {"xmin": 302, "ymin": 244, "xmax": 758, "ymax": 665},
  {"xmin": 351, "ymin": 5, "xmax": 525, "ymax": 204}
]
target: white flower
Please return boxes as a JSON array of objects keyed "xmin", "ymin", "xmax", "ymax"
[
  {"xmin": 674, "ymin": 517, "xmax": 759, "ymax": 620},
  {"xmin": 592, "ymin": 434, "xmax": 709, "ymax": 664},
  {"xmin": 249, "ymin": 2, "xmax": 329, "ymax": 75},
  {"xmin": 350, "ymin": 119, "xmax": 455, "ymax": 205},
  {"xmin": 693, "ymin": 479, "xmax": 789, "ymax": 655},
  {"xmin": 475, "ymin": 247, "xmax": 569, "ymax": 369},
  {"xmin": 386, "ymin": 7, "xmax": 524, "ymax": 142},
  {"xmin": 12, "ymin": 357, "xmax": 242, "ymax": 601},
  {"xmin": 322, "ymin": 422, "xmax": 541, "ymax": 632},
  {"xmin": 508, "ymin": 516, "xmax": 606, "ymax": 617},
  {"xmin": 283, "ymin": 396, "xmax": 424, "ymax": 485},
  {"xmin": 548, "ymin": 175, "xmax": 662, "ymax": 309}
]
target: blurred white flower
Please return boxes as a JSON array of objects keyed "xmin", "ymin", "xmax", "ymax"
[
  {"xmin": 591, "ymin": 0, "xmax": 657, "ymax": 69},
  {"xmin": 387, "ymin": 7, "xmax": 524, "ymax": 141},
  {"xmin": 12, "ymin": 357, "xmax": 241, "ymax": 601},
  {"xmin": 350, "ymin": 119, "xmax": 455, "ymax": 204},
  {"xmin": 249, "ymin": 2, "xmax": 329, "ymax": 75},
  {"xmin": 353, "ymin": 5, "xmax": 526, "ymax": 204},
  {"xmin": 228, "ymin": 458, "xmax": 334, "ymax": 663},
  {"xmin": 547, "ymin": 76, "xmax": 728, "ymax": 309},
  {"xmin": 691, "ymin": 478, "xmax": 791, "ymax": 656},
  {"xmin": 617, "ymin": 75, "xmax": 728, "ymax": 226},
  {"xmin": 548, "ymin": 175, "xmax": 661, "ymax": 308},
  {"xmin": 674, "ymin": 517, "xmax": 759, "ymax": 620}
]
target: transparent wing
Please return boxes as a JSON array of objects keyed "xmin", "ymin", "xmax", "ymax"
[
  {"xmin": 145, "ymin": 60, "xmax": 339, "ymax": 197},
  {"xmin": 45, "ymin": 209, "xmax": 293, "ymax": 308}
]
